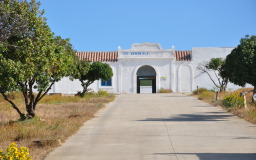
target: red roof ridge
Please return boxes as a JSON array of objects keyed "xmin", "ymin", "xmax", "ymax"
[
  {"xmin": 76, "ymin": 51, "xmax": 118, "ymax": 62},
  {"xmin": 175, "ymin": 50, "xmax": 192, "ymax": 61},
  {"xmin": 76, "ymin": 50, "xmax": 192, "ymax": 62}
]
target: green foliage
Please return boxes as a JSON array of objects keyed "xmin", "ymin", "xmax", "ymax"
[
  {"xmin": 98, "ymin": 90, "xmax": 109, "ymax": 96},
  {"xmin": 192, "ymin": 88, "xmax": 208, "ymax": 95},
  {"xmin": 207, "ymin": 58, "xmax": 225, "ymax": 70},
  {"xmin": 71, "ymin": 60, "xmax": 90, "ymax": 81},
  {"xmin": 0, "ymin": 0, "xmax": 76, "ymax": 118},
  {"xmin": 197, "ymin": 58, "xmax": 228, "ymax": 92},
  {"xmin": 87, "ymin": 62, "xmax": 113, "ymax": 82},
  {"xmin": 222, "ymin": 92, "xmax": 244, "ymax": 108},
  {"xmin": 223, "ymin": 35, "xmax": 256, "ymax": 95},
  {"xmin": 0, "ymin": 142, "xmax": 32, "ymax": 160},
  {"xmin": 71, "ymin": 61, "xmax": 113, "ymax": 96}
]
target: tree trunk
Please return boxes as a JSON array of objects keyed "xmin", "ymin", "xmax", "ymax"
[
  {"xmin": 79, "ymin": 85, "xmax": 88, "ymax": 97},
  {"xmin": 26, "ymin": 104, "xmax": 36, "ymax": 118},
  {"xmin": 1, "ymin": 92, "xmax": 26, "ymax": 120},
  {"xmin": 219, "ymin": 79, "xmax": 228, "ymax": 92},
  {"xmin": 79, "ymin": 80, "xmax": 92, "ymax": 97},
  {"xmin": 253, "ymin": 86, "xmax": 256, "ymax": 103}
]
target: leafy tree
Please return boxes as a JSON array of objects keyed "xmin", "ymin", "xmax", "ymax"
[
  {"xmin": 0, "ymin": 0, "xmax": 31, "ymax": 44},
  {"xmin": 0, "ymin": 0, "xmax": 76, "ymax": 119},
  {"xmin": 197, "ymin": 58, "xmax": 229, "ymax": 92},
  {"xmin": 223, "ymin": 35, "xmax": 256, "ymax": 97},
  {"xmin": 72, "ymin": 61, "xmax": 113, "ymax": 96},
  {"xmin": 71, "ymin": 60, "xmax": 90, "ymax": 95}
]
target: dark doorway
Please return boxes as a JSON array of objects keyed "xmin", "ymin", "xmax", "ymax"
[
  {"xmin": 137, "ymin": 76, "xmax": 156, "ymax": 93},
  {"xmin": 136, "ymin": 65, "xmax": 157, "ymax": 94}
]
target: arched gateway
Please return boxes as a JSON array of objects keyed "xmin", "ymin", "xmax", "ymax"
[{"xmin": 136, "ymin": 65, "xmax": 156, "ymax": 93}]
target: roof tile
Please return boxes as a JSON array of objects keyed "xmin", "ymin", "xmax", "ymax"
[
  {"xmin": 175, "ymin": 50, "xmax": 192, "ymax": 61},
  {"xmin": 76, "ymin": 51, "xmax": 118, "ymax": 62}
]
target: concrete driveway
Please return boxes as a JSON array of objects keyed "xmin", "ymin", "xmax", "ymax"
[{"xmin": 45, "ymin": 93, "xmax": 256, "ymax": 160}]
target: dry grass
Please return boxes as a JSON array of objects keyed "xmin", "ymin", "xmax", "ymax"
[
  {"xmin": 193, "ymin": 88, "xmax": 256, "ymax": 124},
  {"xmin": 230, "ymin": 107, "xmax": 256, "ymax": 124},
  {"xmin": 158, "ymin": 88, "xmax": 173, "ymax": 93},
  {"xmin": 0, "ymin": 92, "xmax": 115, "ymax": 160}
]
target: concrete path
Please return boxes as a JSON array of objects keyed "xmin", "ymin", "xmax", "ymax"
[{"xmin": 45, "ymin": 93, "xmax": 256, "ymax": 160}]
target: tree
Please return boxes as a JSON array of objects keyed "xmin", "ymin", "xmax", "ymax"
[
  {"xmin": 0, "ymin": 0, "xmax": 76, "ymax": 119},
  {"xmin": 72, "ymin": 61, "xmax": 113, "ymax": 96},
  {"xmin": 197, "ymin": 58, "xmax": 229, "ymax": 92},
  {"xmin": 223, "ymin": 35, "xmax": 256, "ymax": 97},
  {"xmin": 0, "ymin": 0, "xmax": 31, "ymax": 44}
]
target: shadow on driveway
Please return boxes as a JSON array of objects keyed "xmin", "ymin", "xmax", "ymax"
[
  {"xmin": 154, "ymin": 153, "xmax": 256, "ymax": 160},
  {"xmin": 137, "ymin": 113, "xmax": 234, "ymax": 122}
]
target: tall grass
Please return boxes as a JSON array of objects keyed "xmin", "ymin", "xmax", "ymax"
[
  {"xmin": 192, "ymin": 88, "xmax": 256, "ymax": 124},
  {"xmin": 0, "ymin": 92, "xmax": 115, "ymax": 160}
]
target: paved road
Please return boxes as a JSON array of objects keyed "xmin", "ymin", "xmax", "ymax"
[{"xmin": 45, "ymin": 93, "xmax": 256, "ymax": 160}]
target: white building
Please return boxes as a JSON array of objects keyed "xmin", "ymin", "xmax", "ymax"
[{"xmin": 50, "ymin": 42, "xmax": 239, "ymax": 94}]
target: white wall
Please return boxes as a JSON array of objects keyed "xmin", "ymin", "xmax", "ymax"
[
  {"xmin": 192, "ymin": 47, "xmax": 252, "ymax": 91},
  {"xmin": 49, "ymin": 45, "xmax": 252, "ymax": 94},
  {"xmin": 50, "ymin": 59, "xmax": 174, "ymax": 94},
  {"xmin": 48, "ymin": 62, "xmax": 118, "ymax": 94},
  {"xmin": 118, "ymin": 58, "xmax": 172, "ymax": 93}
]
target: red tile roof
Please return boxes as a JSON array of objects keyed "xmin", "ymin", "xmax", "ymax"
[
  {"xmin": 76, "ymin": 51, "xmax": 118, "ymax": 62},
  {"xmin": 76, "ymin": 50, "xmax": 192, "ymax": 62},
  {"xmin": 175, "ymin": 50, "xmax": 192, "ymax": 61}
]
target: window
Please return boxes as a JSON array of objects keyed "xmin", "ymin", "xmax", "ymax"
[{"xmin": 101, "ymin": 79, "xmax": 112, "ymax": 86}]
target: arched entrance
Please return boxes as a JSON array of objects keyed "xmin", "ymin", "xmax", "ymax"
[{"xmin": 136, "ymin": 65, "xmax": 156, "ymax": 93}]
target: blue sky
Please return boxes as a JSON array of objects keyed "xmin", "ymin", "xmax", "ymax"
[{"xmin": 40, "ymin": 0, "xmax": 256, "ymax": 51}]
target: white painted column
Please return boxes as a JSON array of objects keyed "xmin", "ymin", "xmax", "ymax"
[
  {"xmin": 118, "ymin": 64, "xmax": 122, "ymax": 93},
  {"xmin": 170, "ymin": 61, "xmax": 176, "ymax": 92}
]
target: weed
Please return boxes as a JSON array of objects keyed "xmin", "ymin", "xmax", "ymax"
[
  {"xmin": 158, "ymin": 88, "xmax": 173, "ymax": 93},
  {"xmin": 222, "ymin": 92, "xmax": 244, "ymax": 108},
  {"xmin": 192, "ymin": 88, "xmax": 208, "ymax": 95},
  {"xmin": 97, "ymin": 103, "xmax": 103, "ymax": 108},
  {"xmin": 198, "ymin": 91, "xmax": 215, "ymax": 101},
  {"xmin": 0, "ymin": 142, "xmax": 32, "ymax": 160},
  {"xmin": 98, "ymin": 90, "xmax": 109, "ymax": 96}
]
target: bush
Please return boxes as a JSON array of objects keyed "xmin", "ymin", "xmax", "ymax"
[
  {"xmin": 0, "ymin": 142, "xmax": 32, "ymax": 160},
  {"xmin": 158, "ymin": 88, "xmax": 173, "ymax": 93},
  {"xmin": 222, "ymin": 92, "xmax": 244, "ymax": 108},
  {"xmin": 198, "ymin": 91, "xmax": 215, "ymax": 100},
  {"xmin": 193, "ymin": 88, "xmax": 208, "ymax": 95},
  {"xmin": 98, "ymin": 90, "xmax": 109, "ymax": 96}
]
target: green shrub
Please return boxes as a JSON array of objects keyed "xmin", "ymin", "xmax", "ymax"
[
  {"xmin": 222, "ymin": 92, "xmax": 244, "ymax": 108},
  {"xmin": 158, "ymin": 88, "xmax": 173, "ymax": 93},
  {"xmin": 193, "ymin": 88, "xmax": 208, "ymax": 95},
  {"xmin": 198, "ymin": 91, "xmax": 214, "ymax": 100},
  {"xmin": 98, "ymin": 90, "xmax": 109, "ymax": 96},
  {"xmin": 0, "ymin": 142, "xmax": 32, "ymax": 160}
]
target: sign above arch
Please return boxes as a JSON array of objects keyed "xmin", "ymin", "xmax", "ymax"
[{"xmin": 118, "ymin": 42, "xmax": 175, "ymax": 59}]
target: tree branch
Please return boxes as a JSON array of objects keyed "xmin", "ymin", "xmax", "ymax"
[
  {"xmin": 213, "ymin": 71, "xmax": 222, "ymax": 86},
  {"xmin": 28, "ymin": 79, "xmax": 35, "ymax": 109},
  {"xmin": 0, "ymin": 92, "xmax": 25, "ymax": 119},
  {"xmin": 0, "ymin": 41, "xmax": 19, "ymax": 48},
  {"xmin": 34, "ymin": 82, "xmax": 55, "ymax": 107},
  {"xmin": 34, "ymin": 90, "xmax": 43, "ymax": 108},
  {"xmin": 203, "ymin": 70, "xmax": 220, "ymax": 89},
  {"xmin": 19, "ymin": 82, "xmax": 29, "ymax": 108}
]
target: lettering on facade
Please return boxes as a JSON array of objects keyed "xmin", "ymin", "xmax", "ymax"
[{"xmin": 122, "ymin": 52, "xmax": 149, "ymax": 56}]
